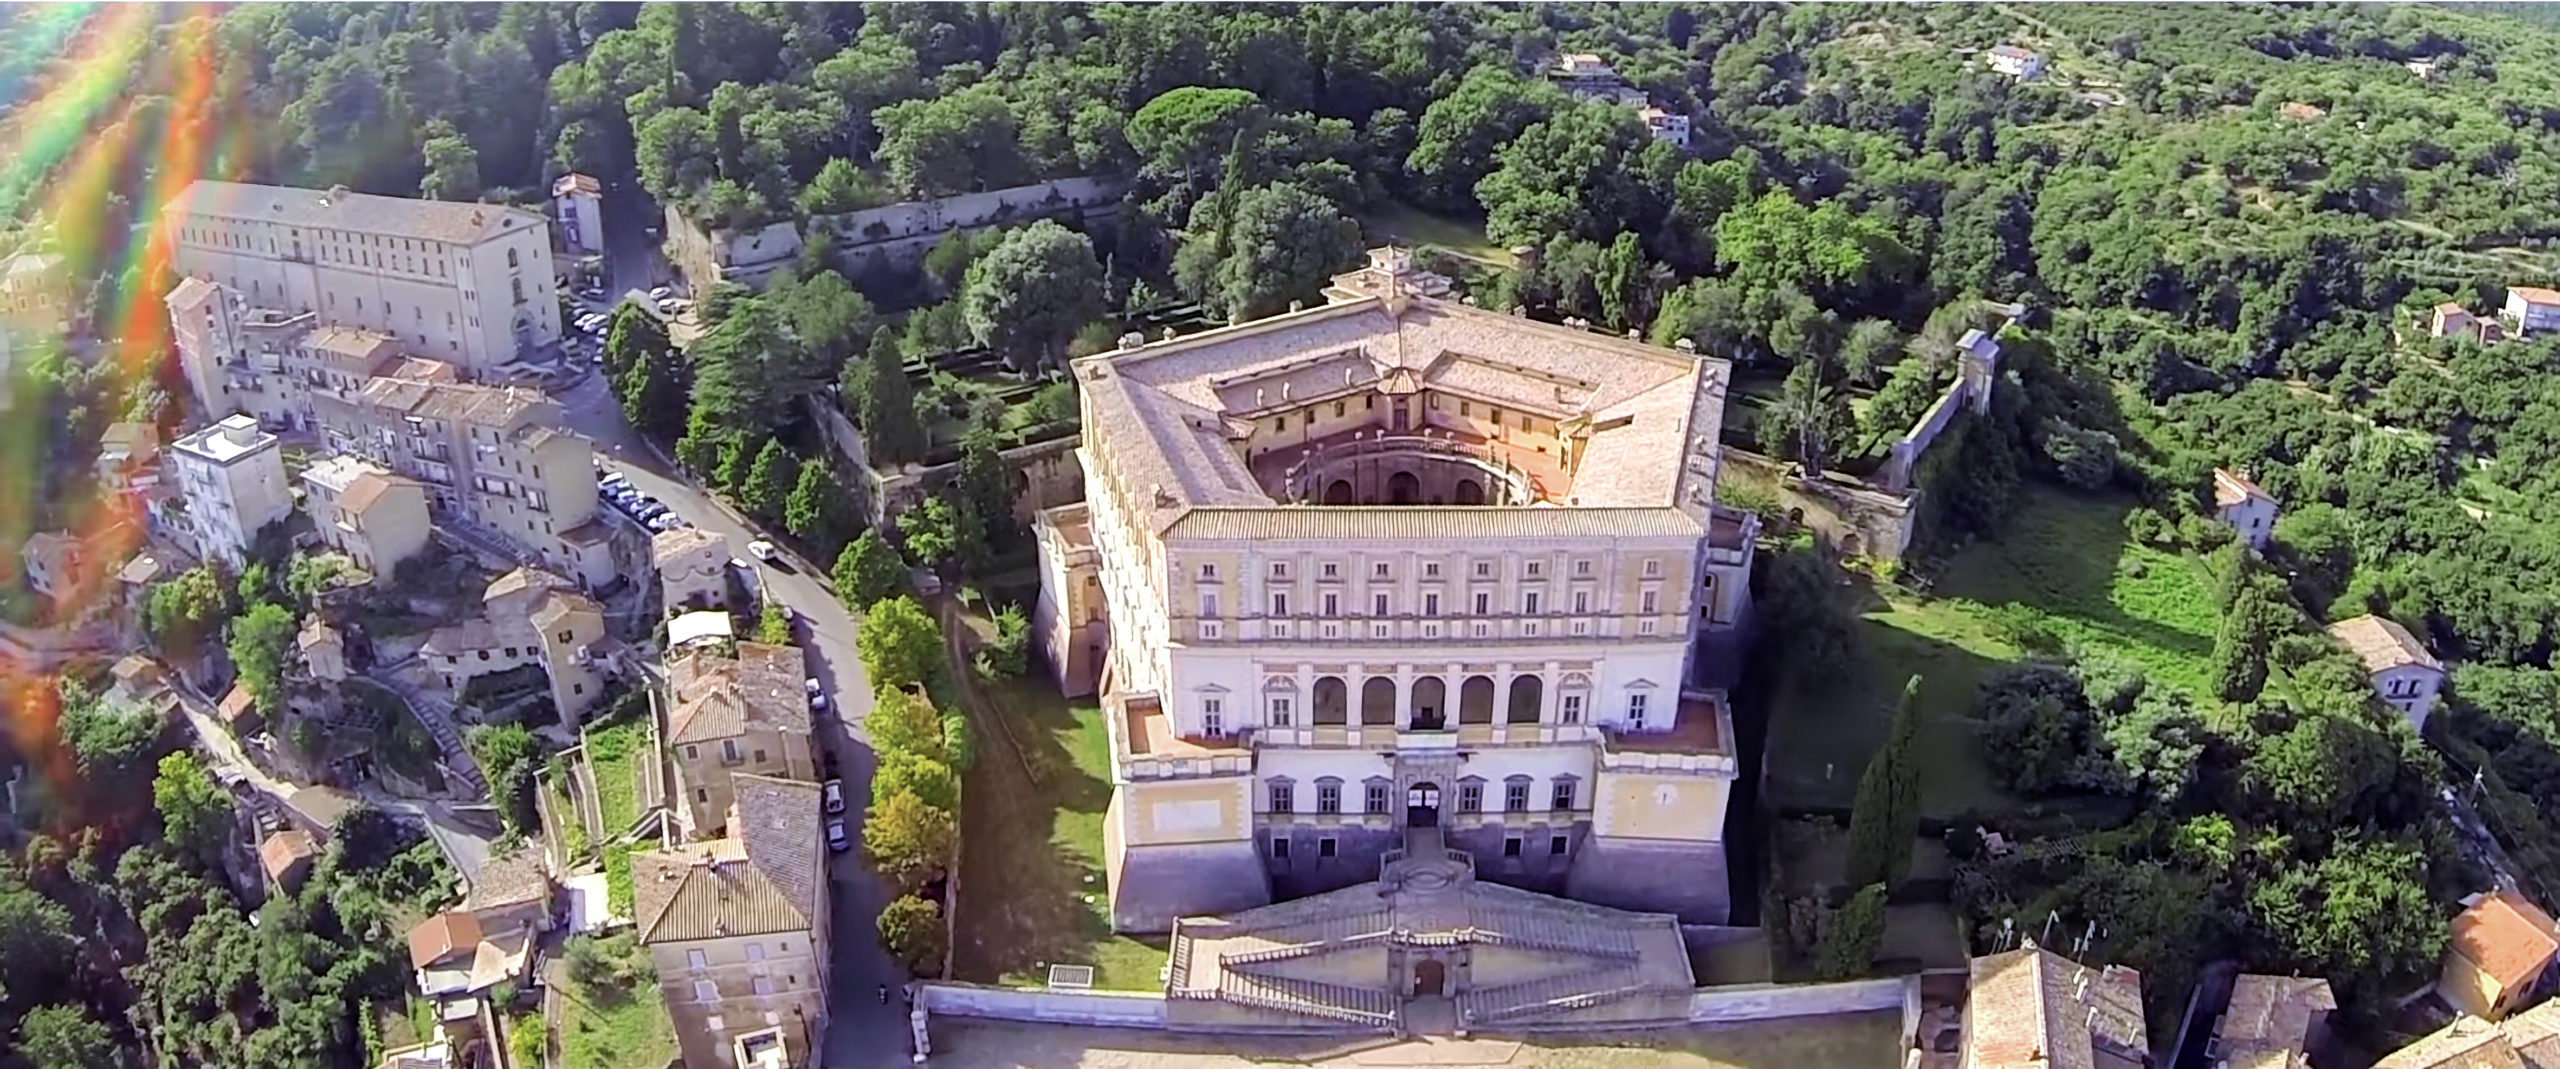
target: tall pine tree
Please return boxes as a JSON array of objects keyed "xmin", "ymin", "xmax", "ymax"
[
  {"xmin": 853, "ymin": 327, "xmax": 925, "ymax": 465},
  {"xmin": 1844, "ymin": 675, "xmax": 1923, "ymax": 890}
]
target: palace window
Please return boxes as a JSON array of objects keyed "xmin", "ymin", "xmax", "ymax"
[
  {"xmin": 1268, "ymin": 780, "xmax": 1294, "ymax": 813},
  {"xmin": 1316, "ymin": 780, "xmax": 1342, "ymax": 814},
  {"xmin": 1503, "ymin": 776, "xmax": 1532, "ymax": 812},
  {"xmin": 1458, "ymin": 780, "xmax": 1484, "ymax": 812},
  {"xmin": 1551, "ymin": 778, "xmax": 1578, "ymax": 811}
]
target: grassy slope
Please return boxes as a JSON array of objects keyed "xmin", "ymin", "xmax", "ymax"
[
  {"xmin": 1768, "ymin": 486, "xmax": 2221, "ymax": 819},
  {"xmin": 950, "ymin": 675, "xmax": 1166, "ymax": 990},
  {"xmin": 586, "ymin": 719, "xmax": 648, "ymax": 837}
]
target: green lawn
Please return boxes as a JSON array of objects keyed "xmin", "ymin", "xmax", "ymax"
[
  {"xmin": 1769, "ymin": 487, "xmax": 2224, "ymax": 819},
  {"xmin": 950, "ymin": 675, "xmax": 1167, "ymax": 990},
  {"xmin": 554, "ymin": 936, "xmax": 679, "ymax": 1069},
  {"xmin": 585, "ymin": 720, "xmax": 650, "ymax": 837},
  {"xmin": 549, "ymin": 774, "xmax": 590, "ymax": 863},
  {"xmin": 1357, "ymin": 199, "xmax": 1516, "ymax": 265}
]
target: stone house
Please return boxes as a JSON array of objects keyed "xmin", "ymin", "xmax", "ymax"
[{"xmin": 2328, "ymin": 614, "xmax": 2446, "ymax": 731}]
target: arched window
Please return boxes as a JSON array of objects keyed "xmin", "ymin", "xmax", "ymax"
[
  {"xmin": 1361, "ymin": 676, "xmax": 1398, "ymax": 725},
  {"xmin": 1410, "ymin": 677, "xmax": 1447, "ymax": 730},
  {"xmin": 1312, "ymin": 676, "xmax": 1347, "ymax": 725},
  {"xmin": 507, "ymin": 247, "xmax": 520, "ymax": 268},
  {"xmin": 1507, "ymin": 674, "xmax": 1544, "ymax": 724},
  {"xmin": 1458, "ymin": 675, "xmax": 1495, "ymax": 724}
]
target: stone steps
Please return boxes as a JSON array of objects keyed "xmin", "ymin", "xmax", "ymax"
[
  {"xmin": 1458, "ymin": 966, "xmax": 1655, "ymax": 1025},
  {"xmin": 1216, "ymin": 972, "xmax": 1398, "ymax": 1027}
]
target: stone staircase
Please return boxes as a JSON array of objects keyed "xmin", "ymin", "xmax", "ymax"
[
  {"xmin": 1469, "ymin": 906, "xmax": 1643, "ymax": 960},
  {"xmin": 1215, "ymin": 972, "xmax": 1399, "ymax": 1027},
  {"xmin": 1457, "ymin": 965, "xmax": 1657, "ymax": 1025},
  {"xmin": 365, "ymin": 675, "xmax": 488, "ymax": 800}
]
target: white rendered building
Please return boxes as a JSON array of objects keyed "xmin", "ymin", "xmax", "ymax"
[
  {"xmin": 1038, "ymin": 249, "xmax": 1758, "ymax": 933},
  {"xmin": 163, "ymin": 181, "xmax": 560, "ymax": 372},
  {"xmin": 551, "ymin": 174, "xmax": 605, "ymax": 255},
  {"xmin": 170, "ymin": 414, "xmax": 292, "ymax": 568}
]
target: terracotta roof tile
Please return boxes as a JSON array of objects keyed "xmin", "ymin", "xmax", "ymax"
[
  {"xmin": 2330, "ymin": 614, "xmax": 2444, "ymax": 674},
  {"xmin": 408, "ymin": 911, "xmax": 481, "ymax": 970},
  {"xmin": 2453, "ymin": 890, "xmax": 2560, "ymax": 994},
  {"xmin": 168, "ymin": 180, "xmax": 544, "ymax": 246}
]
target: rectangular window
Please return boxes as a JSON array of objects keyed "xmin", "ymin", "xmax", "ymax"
[
  {"xmin": 1268, "ymin": 696, "xmax": 1293, "ymax": 725},
  {"xmin": 1475, "ymin": 560, "xmax": 1493, "ymax": 578},
  {"xmin": 1321, "ymin": 562, "xmax": 1339, "ymax": 579},
  {"xmin": 1199, "ymin": 562, "xmax": 1217, "ymax": 580},
  {"xmin": 1271, "ymin": 591, "xmax": 1289, "ymax": 616},
  {"xmin": 1575, "ymin": 559, "xmax": 1594, "ymax": 577},
  {"xmin": 1319, "ymin": 837, "xmax": 1337, "ymax": 858},
  {"xmin": 1423, "ymin": 592, "xmax": 1441, "ymax": 616},
  {"xmin": 1202, "ymin": 697, "xmax": 1223, "ymax": 736},
  {"xmin": 1552, "ymin": 781, "xmax": 1577, "ymax": 811},
  {"xmin": 1317, "ymin": 783, "xmax": 1341, "ymax": 814},
  {"xmin": 1424, "ymin": 562, "xmax": 1441, "ymax": 578},
  {"xmin": 1269, "ymin": 783, "xmax": 1293, "ymax": 812},
  {"xmin": 1372, "ymin": 593, "xmax": 1390, "ymax": 617},
  {"xmin": 688, "ymin": 949, "xmax": 709, "ymax": 970},
  {"xmin": 1459, "ymin": 783, "xmax": 1484, "ymax": 812},
  {"xmin": 1524, "ymin": 591, "xmax": 1541, "ymax": 615},
  {"xmin": 722, "ymin": 740, "xmax": 741, "ymax": 763},
  {"xmin": 1628, "ymin": 693, "xmax": 1649, "ymax": 728},
  {"xmin": 1644, "ymin": 558, "xmax": 1663, "ymax": 578},
  {"xmin": 1273, "ymin": 838, "xmax": 1290, "ymax": 859},
  {"xmin": 1503, "ymin": 837, "xmax": 1522, "ymax": 857},
  {"xmin": 1473, "ymin": 591, "xmax": 1490, "ymax": 615},
  {"xmin": 1199, "ymin": 592, "xmax": 1220, "ymax": 618},
  {"xmin": 693, "ymin": 980, "xmax": 719, "ymax": 1003},
  {"xmin": 1275, "ymin": 417, "xmax": 1288, "ymax": 433},
  {"xmin": 1573, "ymin": 590, "xmax": 1590, "ymax": 614},
  {"xmin": 1505, "ymin": 781, "xmax": 1530, "ymax": 811},
  {"xmin": 1373, "ymin": 562, "xmax": 1391, "ymax": 579},
  {"xmin": 1641, "ymin": 590, "xmax": 1659, "ymax": 614},
  {"xmin": 1365, "ymin": 783, "xmax": 1389, "ymax": 813},
  {"xmin": 1550, "ymin": 835, "xmax": 1569, "ymax": 855},
  {"xmin": 1272, "ymin": 561, "xmax": 1289, "ymax": 579},
  {"xmin": 1323, "ymin": 592, "xmax": 1340, "ymax": 617},
  {"xmin": 1525, "ymin": 560, "xmax": 1543, "ymax": 578},
  {"xmin": 1562, "ymin": 694, "xmax": 1586, "ymax": 723}
]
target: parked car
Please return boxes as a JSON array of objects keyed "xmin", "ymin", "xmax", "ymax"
[
  {"xmin": 599, "ymin": 472, "xmax": 630, "ymax": 491},
  {"xmin": 811, "ymin": 692, "xmax": 828, "ymax": 713},
  {"xmin": 650, "ymin": 285, "xmax": 673, "ymax": 302},
  {"xmin": 822, "ymin": 779, "xmax": 845, "ymax": 815},
  {"xmin": 649, "ymin": 513, "xmax": 685, "ymax": 532},
  {"xmin": 825, "ymin": 819, "xmax": 849, "ymax": 852},
  {"xmin": 747, "ymin": 540, "xmax": 778, "ymax": 563}
]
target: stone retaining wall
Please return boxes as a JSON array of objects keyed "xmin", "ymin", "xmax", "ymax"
[
  {"xmin": 1686, "ymin": 976, "xmax": 1914, "ymax": 1023},
  {"xmin": 917, "ymin": 983, "xmax": 1170, "ymax": 1028}
]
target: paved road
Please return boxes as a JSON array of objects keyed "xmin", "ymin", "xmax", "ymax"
[{"xmin": 559, "ymin": 372, "xmax": 910, "ymax": 1067}]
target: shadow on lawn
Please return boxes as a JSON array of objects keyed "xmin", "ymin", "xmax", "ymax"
[
  {"xmin": 1764, "ymin": 606, "xmax": 2020, "ymax": 820},
  {"xmin": 949, "ymin": 677, "xmax": 1121, "ymax": 983},
  {"xmin": 1933, "ymin": 489, "xmax": 2216, "ymax": 670}
]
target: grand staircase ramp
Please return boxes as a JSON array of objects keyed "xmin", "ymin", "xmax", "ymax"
[{"xmin": 1458, "ymin": 965, "xmax": 1669, "ymax": 1025}]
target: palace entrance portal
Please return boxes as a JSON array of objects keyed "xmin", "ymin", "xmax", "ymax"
[{"xmin": 1407, "ymin": 783, "xmax": 1441, "ymax": 828}]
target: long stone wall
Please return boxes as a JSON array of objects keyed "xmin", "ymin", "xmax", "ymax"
[
  {"xmin": 811, "ymin": 177, "xmax": 1123, "ymax": 247},
  {"xmin": 1685, "ymin": 976, "xmax": 1913, "ymax": 1023},
  {"xmin": 916, "ymin": 983, "xmax": 1170, "ymax": 1028}
]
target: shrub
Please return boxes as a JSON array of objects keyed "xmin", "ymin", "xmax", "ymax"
[
  {"xmin": 510, "ymin": 1015, "xmax": 546, "ymax": 1068},
  {"xmin": 878, "ymin": 895, "xmax": 947, "ymax": 974},
  {"xmin": 973, "ymin": 604, "xmax": 1031, "ymax": 681}
]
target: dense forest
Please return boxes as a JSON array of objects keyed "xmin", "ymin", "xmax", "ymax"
[{"xmin": 17, "ymin": 1, "xmax": 2560, "ymax": 1063}]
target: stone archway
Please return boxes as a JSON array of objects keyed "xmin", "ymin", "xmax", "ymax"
[
  {"xmin": 1410, "ymin": 677, "xmax": 1447, "ymax": 730},
  {"xmin": 1458, "ymin": 676, "xmax": 1495, "ymax": 724},
  {"xmin": 1313, "ymin": 677, "xmax": 1348, "ymax": 725},
  {"xmin": 1507, "ymin": 675, "xmax": 1544, "ymax": 724},
  {"xmin": 1361, "ymin": 676, "xmax": 1398, "ymax": 725},
  {"xmin": 1454, "ymin": 478, "xmax": 1486, "ymax": 505},
  {"xmin": 1325, "ymin": 479, "xmax": 1356, "ymax": 505},
  {"xmin": 1406, "ymin": 782, "xmax": 1440, "ymax": 828},
  {"xmin": 1413, "ymin": 958, "xmax": 1447, "ymax": 997},
  {"xmin": 1388, "ymin": 470, "xmax": 1421, "ymax": 505}
]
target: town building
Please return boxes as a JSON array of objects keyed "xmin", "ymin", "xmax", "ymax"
[
  {"xmin": 663, "ymin": 211, "xmax": 800, "ymax": 294},
  {"xmin": 2508, "ymin": 286, "xmax": 2560, "ymax": 337},
  {"xmin": 407, "ymin": 909, "xmax": 537, "ymax": 1003},
  {"xmin": 2442, "ymin": 887, "xmax": 2560, "ymax": 1022},
  {"xmin": 422, "ymin": 568, "xmax": 610, "ymax": 724},
  {"xmin": 1984, "ymin": 45, "xmax": 2047, "ymax": 80},
  {"xmin": 163, "ymin": 181, "xmax": 560, "ymax": 371},
  {"xmin": 0, "ymin": 249, "xmax": 71, "ymax": 334},
  {"xmin": 1032, "ymin": 503, "xmax": 1107, "ymax": 699},
  {"xmin": 162, "ymin": 276, "xmax": 420, "ymax": 433},
  {"xmin": 665, "ymin": 640, "xmax": 816, "ymax": 840},
  {"xmin": 654, "ymin": 526, "xmax": 733, "ymax": 614},
  {"xmin": 169, "ymin": 414, "xmax": 292, "ymax": 568},
  {"xmin": 259, "ymin": 828, "xmax": 319, "ymax": 893},
  {"xmin": 634, "ymin": 775, "xmax": 829, "ymax": 1069},
  {"xmin": 2430, "ymin": 302, "xmax": 2501, "ymax": 344},
  {"xmin": 2212, "ymin": 468, "xmax": 2279, "ymax": 551},
  {"xmin": 2206, "ymin": 974, "xmax": 2333, "ymax": 1069},
  {"xmin": 1158, "ymin": 837, "xmax": 1696, "ymax": 1032},
  {"xmin": 552, "ymin": 174, "xmax": 605, "ymax": 255},
  {"xmin": 1961, "ymin": 940, "xmax": 2149, "ymax": 1069},
  {"xmin": 2377, "ymin": 1000, "xmax": 2560, "ymax": 1068},
  {"xmin": 21, "ymin": 530, "xmax": 88, "ymax": 605},
  {"xmin": 1549, "ymin": 53, "xmax": 1622, "ymax": 91},
  {"xmin": 217, "ymin": 683, "xmax": 262, "ymax": 736},
  {"xmin": 299, "ymin": 616, "xmax": 347, "ymax": 683},
  {"xmin": 96, "ymin": 421, "xmax": 158, "ymax": 485},
  {"xmin": 314, "ymin": 373, "xmax": 612, "ymax": 586},
  {"xmin": 2328, "ymin": 614, "xmax": 2446, "ymax": 731},
  {"xmin": 303, "ymin": 454, "xmax": 433, "ymax": 576},
  {"xmin": 1036, "ymin": 247, "xmax": 1758, "ymax": 932},
  {"xmin": 1637, "ymin": 105, "xmax": 1691, "ymax": 147}
]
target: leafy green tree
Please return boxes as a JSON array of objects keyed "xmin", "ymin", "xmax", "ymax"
[
  {"xmin": 154, "ymin": 751, "xmax": 232, "ymax": 865},
  {"xmin": 60, "ymin": 695, "xmax": 161, "ymax": 783},
  {"xmin": 864, "ymin": 791, "xmax": 957, "ymax": 890},
  {"xmin": 900, "ymin": 495, "xmax": 977, "ymax": 573},
  {"xmin": 1839, "ymin": 320, "xmax": 1905, "ymax": 386},
  {"xmin": 865, "ymin": 686, "xmax": 949, "ymax": 762},
  {"xmin": 1182, "ymin": 181, "xmax": 1359, "ymax": 322},
  {"xmin": 755, "ymin": 600, "xmax": 793, "ymax": 646},
  {"xmin": 786, "ymin": 464, "xmax": 860, "ymax": 556},
  {"xmin": 1815, "ymin": 883, "xmax": 1888, "ymax": 980},
  {"xmin": 974, "ymin": 604, "xmax": 1032, "ymax": 681},
  {"xmin": 834, "ymin": 529, "xmax": 908, "ymax": 611},
  {"xmin": 961, "ymin": 221, "xmax": 1106, "ymax": 372},
  {"xmin": 877, "ymin": 894, "xmax": 945, "ymax": 974},
  {"xmin": 605, "ymin": 303, "xmax": 674, "ymax": 382},
  {"xmin": 1760, "ymin": 361, "xmax": 1855, "ymax": 477},
  {"xmin": 1476, "ymin": 102, "xmax": 1652, "ymax": 245},
  {"xmin": 146, "ymin": 564, "xmax": 232, "ymax": 657},
  {"xmin": 1128, "ymin": 86, "xmax": 1269, "ymax": 183},
  {"xmin": 1407, "ymin": 64, "xmax": 1559, "ymax": 209},
  {"xmin": 875, "ymin": 752, "xmax": 959, "ymax": 812},
  {"xmin": 18, "ymin": 1003, "xmax": 127, "ymax": 1069},
  {"xmin": 851, "ymin": 329, "xmax": 926, "ymax": 466},
  {"xmin": 0, "ymin": 866, "xmax": 73, "ymax": 1007},
  {"xmin": 1844, "ymin": 677, "xmax": 1923, "ymax": 890},
  {"xmin": 619, "ymin": 342, "xmax": 690, "ymax": 442},
  {"xmin": 738, "ymin": 440, "xmax": 801, "ymax": 522},
  {"xmin": 227, "ymin": 602, "xmax": 299, "ymax": 717},
  {"xmin": 875, "ymin": 85, "xmax": 1023, "ymax": 197},
  {"xmin": 418, "ymin": 118, "xmax": 480, "ymax": 201},
  {"xmin": 954, "ymin": 428, "xmax": 1014, "ymax": 552},
  {"xmin": 2247, "ymin": 837, "xmax": 2445, "ymax": 985},
  {"xmin": 858, "ymin": 595, "xmax": 945, "ymax": 691},
  {"xmin": 771, "ymin": 269, "xmax": 873, "ymax": 370}
]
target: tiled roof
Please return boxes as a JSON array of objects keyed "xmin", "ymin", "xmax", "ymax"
[
  {"xmin": 553, "ymin": 173, "xmax": 601, "ymax": 197},
  {"xmin": 306, "ymin": 326, "xmax": 400, "ymax": 368},
  {"xmin": 2504, "ymin": 1000, "xmax": 2560, "ymax": 1069},
  {"xmin": 2377, "ymin": 1016, "xmax": 2526, "ymax": 1069},
  {"xmin": 1163, "ymin": 506, "xmax": 1706, "ymax": 543},
  {"xmin": 165, "ymin": 275, "xmax": 217, "ymax": 311},
  {"xmin": 461, "ymin": 846, "xmax": 550, "ymax": 913},
  {"xmin": 217, "ymin": 683, "xmax": 257, "ymax": 723},
  {"xmin": 259, "ymin": 829, "xmax": 317, "ymax": 883},
  {"xmin": 1076, "ymin": 285, "xmax": 1726, "ymax": 536},
  {"xmin": 1964, "ymin": 942, "xmax": 2148, "ymax": 1069},
  {"xmin": 2330, "ymin": 614, "xmax": 2444, "ymax": 674},
  {"xmin": 2513, "ymin": 286, "xmax": 2560, "ymax": 305},
  {"xmin": 2214, "ymin": 468, "xmax": 2274, "ymax": 509},
  {"xmin": 528, "ymin": 589, "xmax": 599, "ymax": 633},
  {"xmin": 421, "ymin": 618, "xmax": 502, "ymax": 656},
  {"xmin": 2216, "ymin": 975, "xmax": 2334, "ymax": 1066},
  {"xmin": 111, "ymin": 654, "xmax": 162, "ymax": 688},
  {"xmin": 167, "ymin": 180, "xmax": 543, "ymax": 246},
  {"xmin": 651, "ymin": 526, "xmax": 728, "ymax": 567},
  {"xmin": 485, "ymin": 567, "xmax": 571, "ymax": 606},
  {"xmin": 297, "ymin": 616, "xmax": 340, "ymax": 651},
  {"xmin": 634, "ymin": 775, "xmax": 821, "ymax": 943},
  {"xmin": 408, "ymin": 911, "xmax": 481, "ymax": 970},
  {"xmin": 2453, "ymin": 890, "xmax": 2560, "ymax": 994},
  {"xmin": 338, "ymin": 472, "xmax": 402, "ymax": 515},
  {"xmin": 357, "ymin": 375, "xmax": 557, "ymax": 431},
  {"xmin": 668, "ymin": 642, "xmax": 807, "ymax": 743}
]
